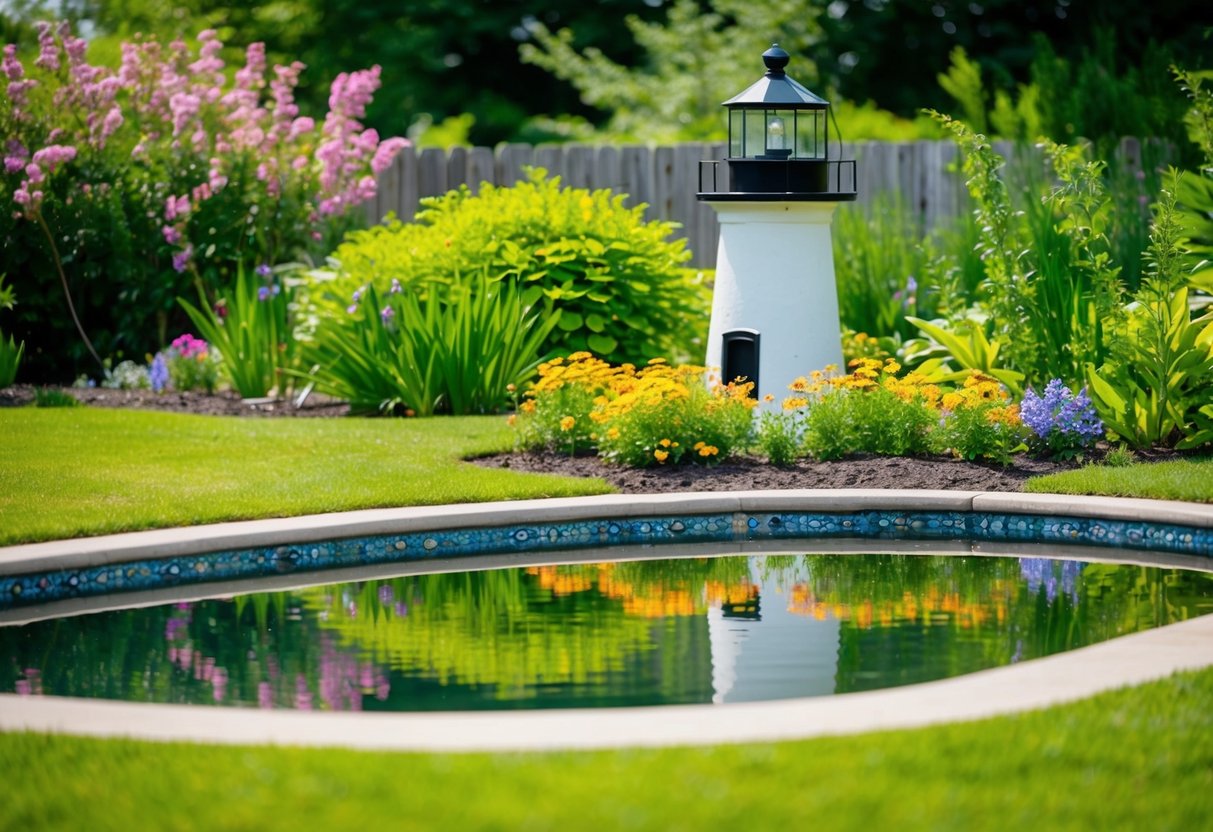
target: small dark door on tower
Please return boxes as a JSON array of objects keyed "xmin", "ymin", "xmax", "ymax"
[{"xmin": 722, "ymin": 329, "xmax": 760, "ymax": 395}]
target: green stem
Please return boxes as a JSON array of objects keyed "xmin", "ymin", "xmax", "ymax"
[{"xmin": 34, "ymin": 209, "xmax": 105, "ymax": 371}]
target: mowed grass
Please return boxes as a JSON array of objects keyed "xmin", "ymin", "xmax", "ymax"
[
  {"xmin": 1025, "ymin": 457, "xmax": 1213, "ymax": 502},
  {"xmin": 3, "ymin": 666, "xmax": 1212, "ymax": 831},
  {"xmin": 0, "ymin": 408, "xmax": 613, "ymax": 545}
]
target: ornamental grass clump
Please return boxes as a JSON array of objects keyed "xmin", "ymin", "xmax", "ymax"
[
  {"xmin": 1020, "ymin": 379, "xmax": 1105, "ymax": 459},
  {"xmin": 512, "ymin": 353, "xmax": 756, "ymax": 466}
]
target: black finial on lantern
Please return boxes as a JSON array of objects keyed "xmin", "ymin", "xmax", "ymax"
[{"xmin": 762, "ymin": 44, "xmax": 789, "ymax": 77}]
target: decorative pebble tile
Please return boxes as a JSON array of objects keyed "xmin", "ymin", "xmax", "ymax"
[{"xmin": 1, "ymin": 509, "xmax": 1209, "ymax": 611}]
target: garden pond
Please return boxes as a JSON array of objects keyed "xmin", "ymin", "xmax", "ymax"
[{"xmin": 3, "ymin": 551, "xmax": 1212, "ymax": 712}]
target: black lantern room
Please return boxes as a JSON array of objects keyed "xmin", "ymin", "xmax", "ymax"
[{"xmin": 699, "ymin": 44, "xmax": 857, "ymax": 200}]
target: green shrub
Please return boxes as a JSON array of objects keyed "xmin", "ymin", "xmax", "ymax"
[
  {"xmin": 756, "ymin": 410, "xmax": 803, "ymax": 467},
  {"xmin": 306, "ymin": 274, "xmax": 558, "ymax": 416},
  {"xmin": 1, "ymin": 25, "xmax": 404, "ymax": 381},
  {"xmin": 316, "ymin": 169, "xmax": 708, "ymax": 365}
]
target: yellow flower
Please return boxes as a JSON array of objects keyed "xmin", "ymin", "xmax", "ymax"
[
  {"xmin": 942, "ymin": 392, "xmax": 963, "ymax": 411},
  {"xmin": 653, "ymin": 449, "xmax": 669, "ymax": 462},
  {"xmin": 659, "ymin": 438, "xmax": 672, "ymax": 447},
  {"xmin": 789, "ymin": 376, "xmax": 812, "ymax": 393},
  {"xmin": 606, "ymin": 427, "xmax": 620, "ymax": 440},
  {"xmin": 693, "ymin": 441, "xmax": 705, "ymax": 450},
  {"xmin": 883, "ymin": 358, "xmax": 901, "ymax": 375},
  {"xmin": 520, "ymin": 400, "xmax": 536, "ymax": 414},
  {"xmin": 697, "ymin": 444, "xmax": 718, "ymax": 457},
  {"xmin": 763, "ymin": 394, "xmax": 775, "ymax": 403},
  {"xmin": 783, "ymin": 396, "xmax": 809, "ymax": 410},
  {"xmin": 559, "ymin": 416, "xmax": 575, "ymax": 431}
]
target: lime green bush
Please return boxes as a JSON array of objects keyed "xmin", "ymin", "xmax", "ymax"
[{"xmin": 315, "ymin": 169, "xmax": 708, "ymax": 365}]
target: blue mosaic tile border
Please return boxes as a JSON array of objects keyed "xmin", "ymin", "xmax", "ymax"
[{"xmin": 2, "ymin": 510, "xmax": 1210, "ymax": 611}]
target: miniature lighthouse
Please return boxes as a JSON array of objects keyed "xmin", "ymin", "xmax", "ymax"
[{"xmin": 698, "ymin": 44, "xmax": 857, "ymax": 403}]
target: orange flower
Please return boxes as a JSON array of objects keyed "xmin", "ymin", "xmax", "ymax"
[
  {"xmin": 653, "ymin": 449, "xmax": 669, "ymax": 462},
  {"xmin": 559, "ymin": 416, "xmax": 575, "ymax": 431}
]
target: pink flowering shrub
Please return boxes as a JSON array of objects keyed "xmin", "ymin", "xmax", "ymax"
[{"xmin": 1, "ymin": 22, "xmax": 407, "ymax": 379}]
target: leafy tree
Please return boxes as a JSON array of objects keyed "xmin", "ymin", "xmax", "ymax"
[{"xmin": 520, "ymin": 0, "xmax": 825, "ymax": 142}]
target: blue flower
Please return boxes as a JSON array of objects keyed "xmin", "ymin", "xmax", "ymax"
[
  {"xmin": 257, "ymin": 286, "xmax": 271, "ymax": 302},
  {"xmin": 149, "ymin": 352, "xmax": 170, "ymax": 393},
  {"xmin": 1020, "ymin": 379, "xmax": 1103, "ymax": 458}
]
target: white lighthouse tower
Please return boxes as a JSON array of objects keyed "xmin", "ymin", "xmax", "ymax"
[{"xmin": 698, "ymin": 44, "xmax": 857, "ymax": 405}]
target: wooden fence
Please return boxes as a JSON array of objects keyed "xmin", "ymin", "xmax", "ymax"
[{"xmin": 363, "ymin": 138, "xmax": 1159, "ymax": 269}]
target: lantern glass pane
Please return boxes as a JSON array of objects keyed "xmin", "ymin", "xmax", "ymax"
[
  {"xmin": 744, "ymin": 109, "xmax": 766, "ymax": 159},
  {"xmin": 764, "ymin": 109, "xmax": 794, "ymax": 156},
  {"xmin": 795, "ymin": 110, "xmax": 824, "ymax": 159},
  {"xmin": 729, "ymin": 110, "xmax": 742, "ymax": 157}
]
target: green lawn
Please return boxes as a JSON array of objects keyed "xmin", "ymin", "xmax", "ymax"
[
  {"xmin": 1025, "ymin": 457, "xmax": 1213, "ymax": 502},
  {"xmin": 3, "ymin": 665, "xmax": 1211, "ymax": 830},
  {"xmin": 0, "ymin": 408, "xmax": 612, "ymax": 545},
  {"xmin": 3, "ymin": 408, "xmax": 1213, "ymax": 828}
]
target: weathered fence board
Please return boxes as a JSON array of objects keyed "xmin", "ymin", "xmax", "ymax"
[{"xmin": 363, "ymin": 138, "xmax": 1156, "ymax": 268}]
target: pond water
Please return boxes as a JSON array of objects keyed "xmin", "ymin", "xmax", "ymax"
[{"xmin": 3, "ymin": 552, "xmax": 1211, "ymax": 711}]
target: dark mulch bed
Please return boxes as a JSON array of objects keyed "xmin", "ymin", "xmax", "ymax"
[
  {"xmin": 472, "ymin": 450, "xmax": 1078, "ymax": 493},
  {"xmin": 0, "ymin": 384, "xmax": 350, "ymax": 418},
  {"xmin": 9, "ymin": 383, "xmax": 1167, "ymax": 494}
]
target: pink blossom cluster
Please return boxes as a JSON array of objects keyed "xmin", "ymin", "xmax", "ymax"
[{"xmin": 2, "ymin": 22, "xmax": 409, "ymax": 272}]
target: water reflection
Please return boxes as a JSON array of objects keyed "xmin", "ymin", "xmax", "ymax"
[{"xmin": 3, "ymin": 554, "xmax": 1211, "ymax": 711}]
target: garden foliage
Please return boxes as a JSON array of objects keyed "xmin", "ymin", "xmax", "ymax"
[
  {"xmin": 758, "ymin": 360, "xmax": 1028, "ymax": 465},
  {"xmin": 0, "ymin": 23, "xmax": 406, "ymax": 379},
  {"xmin": 305, "ymin": 273, "xmax": 558, "ymax": 416},
  {"xmin": 180, "ymin": 265, "xmax": 295, "ymax": 398},
  {"xmin": 0, "ymin": 275, "xmax": 23, "ymax": 388},
  {"xmin": 316, "ymin": 169, "xmax": 707, "ymax": 365},
  {"xmin": 511, "ymin": 353, "xmax": 755, "ymax": 466}
]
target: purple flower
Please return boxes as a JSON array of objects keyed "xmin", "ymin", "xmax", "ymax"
[
  {"xmin": 1020, "ymin": 379, "xmax": 1103, "ymax": 458},
  {"xmin": 389, "ymin": 278, "xmax": 402, "ymax": 294},
  {"xmin": 149, "ymin": 352, "xmax": 170, "ymax": 392},
  {"xmin": 255, "ymin": 263, "xmax": 272, "ymax": 278},
  {"xmin": 171, "ymin": 245, "xmax": 193, "ymax": 273},
  {"xmin": 257, "ymin": 285, "xmax": 271, "ymax": 301},
  {"xmin": 380, "ymin": 306, "xmax": 394, "ymax": 322},
  {"xmin": 161, "ymin": 225, "xmax": 181, "ymax": 245}
]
